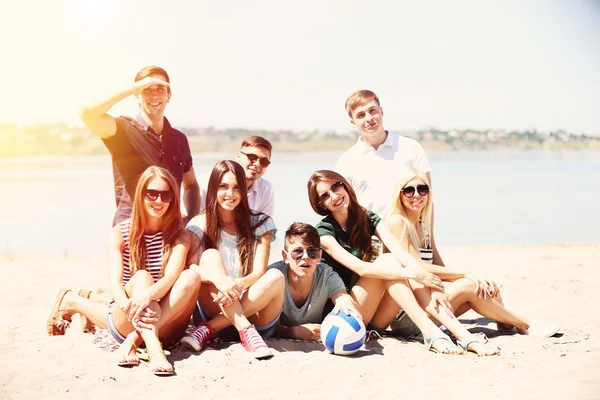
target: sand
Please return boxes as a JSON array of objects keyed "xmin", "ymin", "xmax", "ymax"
[{"xmin": 1, "ymin": 243, "xmax": 599, "ymax": 400}]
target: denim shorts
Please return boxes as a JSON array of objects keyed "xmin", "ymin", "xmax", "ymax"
[{"xmin": 106, "ymin": 300, "xmax": 126, "ymax": 344}]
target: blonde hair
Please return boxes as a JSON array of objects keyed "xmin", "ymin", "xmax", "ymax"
[
  {"xmin": 129, "ymin": 166, "xmax": 182, "ymax": 278},
  {"xmin": 388, "ymin": 167, "xmax": 433, "ymax": 250},
  {"xmin": 345, "ymin": 90, "xmax": 381, "ymax": 117}
]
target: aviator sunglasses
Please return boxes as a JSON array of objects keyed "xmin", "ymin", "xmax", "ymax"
[
  {"xmin": 318, "ymin": 181, "xmax": 345, "ymax": 204},
  {"xmin": 289, "ymin": 247, "xmax": 321, "ymax": 261},
  {"xmin": 144, "ymin": 189, "xmax": 175, "ymax": 203},
  {"xmin": 240, "ymin": 151, "xmax": 271, "ymax": 168},
  {"xmin": 401, "ymin": 184, "xmax": 430, "ymax": 198}
]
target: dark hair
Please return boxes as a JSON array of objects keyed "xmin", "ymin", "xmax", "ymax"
[
  {"xmin": 241, "ymin": 136, "xmax": 273, "ymax": 153},
  {"xmin": 205, "ymin": 160, "xmax": 267, "ymax": 277},
  {"xmin": 307, "ymin": 170, "xmax": 373, "ymax": 261},
  {"xmin": 284, "ymin": 222, "xmax": 320, "ymax": 250}
]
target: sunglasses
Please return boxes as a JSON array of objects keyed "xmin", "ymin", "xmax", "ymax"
[
  {"xmin": 144, "ymin": 189, "xmax": 175, "ymax": 203},
  {"xmin": 289, "ymin": 247, "xmax": 321, "ymax": 261},
  {"xmin": 318, "ymin": 181, "xmax": 345, "ymax": 204},
  {"xmin": 240, "ymin": 151, "xmax": 271, "ymax": 168},
  {"xmin": 401, "ymin": 184, "xmax": 429, "ymax": 198}
]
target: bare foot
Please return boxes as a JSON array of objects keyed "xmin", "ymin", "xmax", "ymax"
[
  {"xmin": 459, "ymin": 336, "xmax": 500, "ymax": 356},
  {"xmin": 117, "ymin": 340, "xmax": 139, "ymax": 367},
  {"xmin": 424, "ymin": 335, "xmax": 464, "ymax": 355},
  {"xmin": 148, "ymin": 350, "xmax": 174, "ymax": 375}
]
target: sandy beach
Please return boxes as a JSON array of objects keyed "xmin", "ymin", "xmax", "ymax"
[{"xmin": 1, "ymin": 243, "xmax": 599, "ymax": 400}]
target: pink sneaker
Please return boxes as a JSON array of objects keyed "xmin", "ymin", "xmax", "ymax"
[
  {"xmin": 239, "ymin": 324, "xmax": 273, "ymax": 359},
  {"xmin": 181, "ymin": 323, "xmax": 214, "ymax": 352}
]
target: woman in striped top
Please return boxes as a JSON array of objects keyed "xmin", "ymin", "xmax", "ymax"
[
  {"xmin": 47, "ymin": 166, "xmax": 199, "ymax": 375},
  {"xmin": 181, "ymin": 160, "xmax": 282, "ymax": 359},
  {"xmin": 387, "ymin": 167, "xmax": 560, "ymax": 342},
  {"xmin": 104, "ymin": 166, "xmax": 199, "ymax": 375}
]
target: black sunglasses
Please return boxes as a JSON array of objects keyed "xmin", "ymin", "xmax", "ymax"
[
  {"xmin": 144, "ymin": 189, "xmax": 175, "ymax": 203},
  {"xmin": 401, "ymin": 184, "xmax": 429, "ymax": 198},
  {"xmin": 240, "ymin": 151, "xmax": 271, "ymax": 168},
  {"xmin": 290, "ymin": 247, "xmax": 320, "ymax": 261},
  {"xmin": 318, "ymin": 181, "xmax": 345, "ymax": 204}
]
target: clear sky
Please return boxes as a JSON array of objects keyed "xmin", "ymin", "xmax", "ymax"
[{"xmin": 2, "ymin": 0, "xmax": 599, "ymax": 134}]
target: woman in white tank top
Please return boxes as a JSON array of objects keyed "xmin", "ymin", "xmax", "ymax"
[{"xmin": 182, "ymin": 160, "xmax": 283, "ymax": 360}]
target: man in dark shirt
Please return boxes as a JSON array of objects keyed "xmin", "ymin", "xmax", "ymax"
[{"xmin": 79, "ymin": 66, "xmax": 200, "ymax": 225}]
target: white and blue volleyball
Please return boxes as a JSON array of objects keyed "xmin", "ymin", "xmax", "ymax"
[{"xmin": 320, "ymin": 312, "xmax": 366, "ymax": 356}]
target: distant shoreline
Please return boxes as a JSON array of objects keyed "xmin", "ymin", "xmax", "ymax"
[{"xmin": 2, "ymin": 136, "xmax": 600, "ymax": 158}]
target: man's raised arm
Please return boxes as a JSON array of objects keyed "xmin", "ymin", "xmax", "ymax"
[{"xmin": 78, "ymin": 77, "xmax": 169, "ymax": 139}]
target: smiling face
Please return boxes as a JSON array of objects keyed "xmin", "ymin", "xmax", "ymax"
[
  {"xmin": 136, "ymin": 73, "xmax": 171, "ymax": 119},
  {"xmin": 283, "ymin": 239, "xmax": 322, "ymax": 279},
  {"xmin": 217, "ymin": 171, "xmax": 242, "ymax": 212},
  {"xmin": 400, "ymin": 177, "xmax": 429, "ymax": 214},
  {"xmin": 315, "ymin": 180, "xmax": 350, "ymax": 214},
  {"xmin": 350, "ymin": 100, "xmax": 386, "ymax": 142},
  {"xmin": 236, "ymin": 145, "xmax": 271, "ymax": 186},
  {"xmin": 143, "ymin": 177, "xmax": 173, "ymax": 219}
]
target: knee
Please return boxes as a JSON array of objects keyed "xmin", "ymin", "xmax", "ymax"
[
  {"xmin": 130, "ymin": 269, "xmax": 153, "ymax": 285},
  {"xmin": 454, "ymin": 277, "xmax": 477, "ymax": 294},
  {"xmin": 200, "ymin": 248, "xmax": 221, "ymax": 264},
  {"xmin": 263, "ymin": 269, "xmax": 285, "ymax": 289},
  {"xmin": 178, "ymin": 269, "xmax": 202, "ymax": 291}
]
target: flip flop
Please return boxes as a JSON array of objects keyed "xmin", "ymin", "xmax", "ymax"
[
  {"xmin": 46, "ymin": 288, "xmax": 72, "ymax": 336},
  {"xmin": 457, "ymin": 337, "xmax": 500, "ymax": 356},
  {"xmin": 423, "ymin": 333, "xmax": 462, "ymax": 355},
  {"xmin": 148, "ymin": 350, "xmax": 174, "ymax": 376},
  {"xmin": 77, "ymin": 289, "xmax": 95, "ymax": 333},
  {"xmin": 117, "ymin": 341, "xmax": 140, "ymax": 367}
]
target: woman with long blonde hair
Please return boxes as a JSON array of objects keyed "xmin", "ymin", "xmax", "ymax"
[
  {"xmin": 387, "ymin": 167, "xmax": 560, "ymax": 340},
  {"xmin": 308, "ymin": 169, "xmax": 500, "ymax": 355},
  {"xmin": 181, "ymin": 160, "xmax": 283, "ymax": 360},
  {"xmin": 46, "ymin": 166, "xmax": 199, "ymax": 375}
]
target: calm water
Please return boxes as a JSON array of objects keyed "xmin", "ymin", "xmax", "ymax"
[{"xmin": 2, "ymin": 150, "xmax": 599, "ymax": 255}]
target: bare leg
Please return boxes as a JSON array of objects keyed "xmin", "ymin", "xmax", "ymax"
[
  {"xmin": 445, "ymin": 278, "xmax": 530, "ymax": 331},
  {"xmin": 207, "ymin": 269, "xmax": 285, "ymax": 331},
  {"xmin": 59, "ymin": 292, "xmax": 109, "ymax": 329},
  {"xmin": 351, "ymin": 276, "xmax": 461, "ymax": 354},
  {"xmin": 411, "ymin": 280, "xmax": 500, "ymax": 356},
  {"xmin": 155, "ymin": 269, "xmax": 202, "ymax": 340},
  {"xmin": 111, "ymin": 271, "xmax": 172, "ymax": 373}
]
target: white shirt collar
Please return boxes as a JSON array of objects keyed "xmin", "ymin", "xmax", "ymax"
[{"xmin": 356, "ymin": 130, "xmax": 393, "ymax": 153}]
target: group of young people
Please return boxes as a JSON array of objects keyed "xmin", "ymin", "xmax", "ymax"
[{"xmin": 46, "ymin": 66, "xmax": 560, "ymax": 375}]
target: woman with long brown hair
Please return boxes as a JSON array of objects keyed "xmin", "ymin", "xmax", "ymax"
[
  {"xmin": 46, "ymin": 166, "xmax": 199, "ymax": 375},
  {"xmin": 181, "ymin": 160, "xmax": 283, "ymax": 359},
  {"xmin": 308, "ymin": 169, "xmax": 500, "ymax": 355}
]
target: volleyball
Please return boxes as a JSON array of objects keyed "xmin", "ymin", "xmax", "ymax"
[{"xmin": 320, "ymin": 311, "xmax": 366, "ymax": 356}]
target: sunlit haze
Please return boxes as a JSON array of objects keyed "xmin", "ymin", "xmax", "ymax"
[{"xmin": 2, "ymin": 0, "xmax": 599, "ymax": 134}]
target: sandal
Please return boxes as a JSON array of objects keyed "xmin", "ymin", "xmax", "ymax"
[
  {"xmin": 148, "ymin": 350, "xmax": 174, "ymax": 376},
  {"xmin": 117, "ymin": 341, "xmax": 140, "ymax": 367},
  {"xmin": 46, "ymin": 288, "xmax": 72, "ymax": 336},
  {"xmin": 77, "ymin": 289, "xmax": 95, "ymax": 333},
  {"xmin": 423, "ymin": 333, "xmax": 462, "ymax": 355},
  {"xmin": 457, "ymin": 337, "xmax": 500, "ymax": 356}
]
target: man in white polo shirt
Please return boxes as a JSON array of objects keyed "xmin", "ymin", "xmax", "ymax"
[
  {"xmin": 335, "ymin": 89, "xmax": 442, "ymax": 264},
  {"xmin": 200, "ymin": 136, "xmax": 274, "ymax": 217}
]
